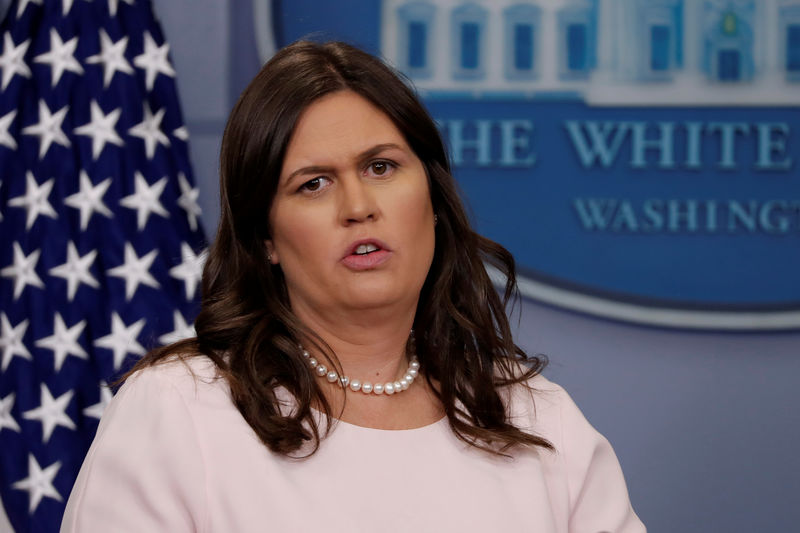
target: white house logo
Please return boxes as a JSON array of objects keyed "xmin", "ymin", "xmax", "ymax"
[
  {"xmin": 258, "ymin": 0, "xmax": 800, "ymax": 330},
  {"xmin": 380, "ymin": 0, "xmax": 800, "ymax": 104}
]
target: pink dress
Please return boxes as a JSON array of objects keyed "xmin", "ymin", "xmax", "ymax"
[{"xmin": 61, "ymin": 356, "xmax": 645, "ymax": 532}]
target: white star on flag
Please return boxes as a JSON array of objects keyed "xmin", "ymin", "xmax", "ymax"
[
  {"xmin": 83, "ymin": 383, "xmax": 112, "ymax": 420},
  {"xmin": 94, "ymin": 312, "xmax": 146, "ymax": 370},
  {"xmin": 108, "ymin": 242, "xmax": 160, "ymax": 300},
  {"xmin": 15, "ymin": 0, "xmax": 43, "ymax": 19},
  {"xmin": 62, "ymin": 0, "xmax": 92, "ymax": 16},
  {"xmin": 173, "ymin": 125, "xmax": 189, "ymax": 141},
  {"xmin": 33, "ymin": 28, "xmax": 84, "ymax": 87},
  {"xmin": 62, "ymin": 0, "xmax": 77, "ymax": 15},
  {"xmin": 0, "ymin": 109, "xmax": 17, "ymax": 150},
  {"xmin": 120, "ymin": 172, "xmax": 169, "ymax": 229},
  {"xmin": 107, "ymin": 0, "xmax": 135, "ymax": 17},
  {"xmin": 49, "ymin": 241, "xmax": 100, "ymax": 301},
  {"xmin": 11, "ymin": 453, "xmax": 62, "ymax": 514},
  {"xmin": 1, "ymin": 243, "xmax": 45, "ymax": 300},
  {"xmin": 128, "ymin": 102, "xmax": 170, "ymax": 159},
  {"xmin": 22, "ymin": 384, "xmax": 76, "ymax": 444},
  {"xmin": 12, "ymin": 454, "xmax": 62, "ymax": 514},
  {"xmin": 169, "ymin": 243, "xmax": 205, "ymax": 300},
  {"xmin": 0, "ymin": 393, "xmax": 21, "ymax": 433},
  {"xmin": 0, "ymin": 314, "xmax": 31, "ymax": 371},
  {"xmin": 85, "ymin": 29, "xmax": 133, "ymax": 87},
  {"xmin": 134, "ymin": 31, "xmax": 175, "ymax": 91},
  {"xmin": 177, "ymin": 172, "xmax": 202, "ymax": 231},
  {"xmin": 0, "ymin": 34, "xmax": 31, "ymax": 90},
  {"xmin": 8, "ymin": 171, "xmax": 57, "ymax": 229},
  {"xmin": 63, "ymin": 171, "xmax": 113, "ymax": 230},
  {"xmin": 35, "ymin": 313, "xmax": 89, "ymax": 372},
  {"xmin": 73, "ymin": 101, "xmax": 124, "ymax": 160},
  {"xmin": 21, "ymin": 100, "xmax": 71, "ymax": 159},
  {"xmin": 159, "ymin": 310, "xmax": 196, "ymax": 345}
]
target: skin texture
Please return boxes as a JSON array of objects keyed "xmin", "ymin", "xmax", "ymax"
[{"xmin": 266, "ymin": 91, "xmax": 440, "ymax": 428}]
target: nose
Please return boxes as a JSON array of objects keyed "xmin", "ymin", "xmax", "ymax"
[{"xmin": 338, "ymin": 174, "xmax": 379, "ymax": 225}]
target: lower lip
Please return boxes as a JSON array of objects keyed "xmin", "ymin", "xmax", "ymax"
[{"xmin": 341, "ymin": 250, "xmax": 392, "ymax": 270}]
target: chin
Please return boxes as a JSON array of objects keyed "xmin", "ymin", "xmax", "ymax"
[{"xmin": 339, "ymin": 285, "xmax": 412, "ymax": 312}]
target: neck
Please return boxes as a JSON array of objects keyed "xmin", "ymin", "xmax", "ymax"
[{"xmin": 291, "ymin": 299, "xmax": 415, "ymax": 382}]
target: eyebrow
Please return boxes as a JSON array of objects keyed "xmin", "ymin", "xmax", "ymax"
[{"xmin": 284, "ymin": 143, "xmax": 404, "ymax": 184}]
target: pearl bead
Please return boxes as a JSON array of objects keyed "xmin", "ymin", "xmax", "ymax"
[{"xmin": 301, "ymin": 343, "xmax": 420, "ymax": 399}]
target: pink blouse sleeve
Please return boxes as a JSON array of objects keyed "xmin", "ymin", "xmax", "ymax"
[
  {"xmin": 60, "ymin": 367, "xmax": 208, "ymax": 533},
  {"xmin": 554, "ymin": 384, "xmax": 646, "ymax": 533}
]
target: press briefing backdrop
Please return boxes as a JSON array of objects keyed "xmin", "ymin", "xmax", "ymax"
[
  {"xmin": 167, "ymin": 2, "xmax": 800, "ymax": 532},
  {"xmin": 1, "ymin": 0, "xmax": 799, "ymax": 532}
]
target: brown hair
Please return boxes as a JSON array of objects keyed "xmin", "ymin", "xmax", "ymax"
[{"xmin": 131, "ymin": 40, "xmax": 551, "ymax": 455}]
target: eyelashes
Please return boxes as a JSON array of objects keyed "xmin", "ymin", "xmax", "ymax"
[
  {"xmin": 299, "ymin": 176, "xmax": 329, "ymax": 193},
  {"xmin": 366, "ymin": 160, "xmax": 395, "ymax": 176},
  {"xmin": 296, "ymin": 159, "xmax": 398, "ymax": 195}
]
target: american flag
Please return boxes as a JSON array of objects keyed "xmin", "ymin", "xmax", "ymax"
[{"xmin": 0, "ymin": 0, "xmax": 206, "ymax": 530}]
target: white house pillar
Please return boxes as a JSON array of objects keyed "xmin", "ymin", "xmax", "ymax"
[
  {"xmin": 762, "ymin": 0, "xmax": 782, "ymax": 84},
  {"xmin": 593, "ymin": 0, "xmax": 616, "ymax": 83}
]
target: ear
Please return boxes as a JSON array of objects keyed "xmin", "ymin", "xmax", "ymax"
[{"xmin": 264, "ymin": 240, "xmax": 279, "ymax": 264}]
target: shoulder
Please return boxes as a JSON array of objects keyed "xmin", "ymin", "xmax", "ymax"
[
  {"xmin": 118, "ymin": 354, "xmax": 229, "ymax": 407},
  {"xmin": 125, "ymin": 353, "xmax": 224, "ymax": 387},
  {"xmin": 62, "ymin": 355, "xmax": 221, "ymax": 532},
  {"xmin": 502, "ymin": 369, "xmax": 647, "ymax": 532},
  {"xmin": 503, "ymin": 370, "xmax": 591, "ymax": 450},
  {"xmin": 93, "ymin": 355, "xmax": 234, "ymax": 443},
  {"xmin": 93, "ymin": 354, "xmax": 231, "ymax": 447},
  {"xmin": 496, "ymin": 360, "xmax": 579, "ymax": 436},
  {"xmin": 497, "ymin": 360, "xmax": 612, "ymax": 463}
]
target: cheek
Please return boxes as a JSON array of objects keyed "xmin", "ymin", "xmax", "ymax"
[
  {"xmin": 394, "ymin": 178, "xmax": 435, "ymax": 253},
  {"xmin": 269, "ymin": 202, "xmax": 327, "ymax": 263},
  {"xmin": 404, "ymin": 177, "xmax": 434, "ymax": 226}
]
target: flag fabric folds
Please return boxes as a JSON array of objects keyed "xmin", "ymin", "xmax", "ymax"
[{"xmin": 0, "ymin": 0, "xmax": 206, "ymax": 530}]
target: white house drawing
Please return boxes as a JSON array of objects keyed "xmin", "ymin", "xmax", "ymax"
[{"xmin": 380, "ymin": 0, "xmax": 800, "ymax": 105}]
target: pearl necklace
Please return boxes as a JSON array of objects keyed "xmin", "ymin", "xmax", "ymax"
[{"xmin": 302, "ymin": 349, "xmax": 420, "ymax": 396}]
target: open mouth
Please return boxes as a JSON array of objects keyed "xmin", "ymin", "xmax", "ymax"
[
  {"xmin": 342, "ymin": 240, "xmax": 391, "ymax": 270},
  {"xmin": 353, "ymin": 243, "xmax": 380, "ymax": 255}
]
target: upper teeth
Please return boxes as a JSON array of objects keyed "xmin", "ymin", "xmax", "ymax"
[{"xmin": 355, "ymin": 244, "xmax": 379, "ymax": 255}]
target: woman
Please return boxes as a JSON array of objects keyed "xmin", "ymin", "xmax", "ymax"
[{"xmin": 62, "ymin": 41, "xmax": 645, "ymax": 532}]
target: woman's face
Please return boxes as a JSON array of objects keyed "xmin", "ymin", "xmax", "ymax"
[{"xmin": 267, "ymin": 90, "xmax": 435, "ymax": 318}]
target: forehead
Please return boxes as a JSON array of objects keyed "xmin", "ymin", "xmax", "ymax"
[{"xmin": 282, "ymin": 91, "xmax": 410, "ymax": 168}]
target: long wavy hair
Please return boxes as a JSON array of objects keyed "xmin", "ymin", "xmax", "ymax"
[{"xmin": 131, "ymin": 40, "xmax": 551, "ymax": 456}]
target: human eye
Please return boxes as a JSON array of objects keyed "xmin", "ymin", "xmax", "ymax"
[
  {"xmin": 298, "ymin": 176, "xmax": 331, "ymax": 194},
  {"xmin": 365, "ymin": 160, "xmax": 396, "ymax": 177}
]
